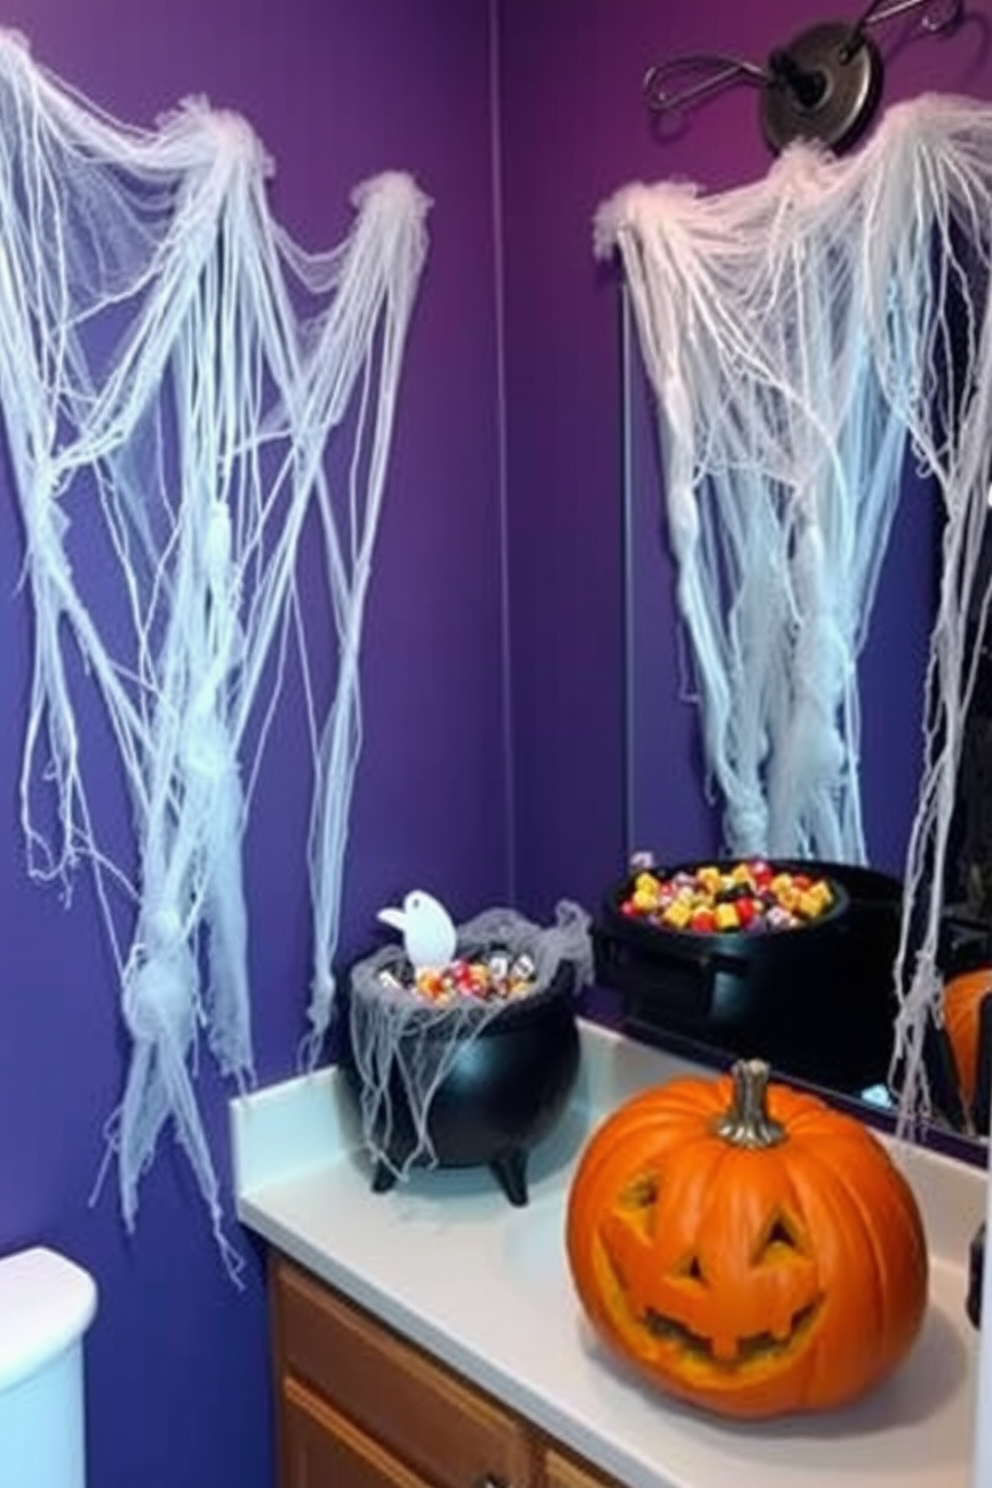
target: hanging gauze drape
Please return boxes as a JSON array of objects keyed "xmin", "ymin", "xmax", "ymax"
[
  {"xmin": 597, "ymin": 94, "xmax": 992, "ymax": 1128},
  {"xmin": 0, "ymin": 30, "xmax": 430, "ymax": 1277}
]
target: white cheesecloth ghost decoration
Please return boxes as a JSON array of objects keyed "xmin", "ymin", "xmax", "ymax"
[
  {"xmin": 377, "ymin": 891, "xmax": 459, "ymax": 972},
  {"xmin": 0, "ymin": 30, "xmax": 430, "ymax": 1276},
  {"xmin": 598, "ymin": 95, "xmax": 992, "ymax": 1130}
]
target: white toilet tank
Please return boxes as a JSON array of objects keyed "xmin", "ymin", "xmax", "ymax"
[{"xmin": 0, "ymin": 1246, "xmax": 98, "ymax": 1488}]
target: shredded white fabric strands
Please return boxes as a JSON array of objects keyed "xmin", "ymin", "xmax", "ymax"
[
  {"xmin": 598, "ymin": 94, "xmax": 992, "ymax": 1131},
  {"xmin": 0, "ymin": 30, "xmax": 430, "ymax": 1277}
]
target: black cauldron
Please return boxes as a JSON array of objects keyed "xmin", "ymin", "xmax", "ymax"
[
  {"xmin": 593, "ymin": 859, "xmax": 902, "ymax": 1093},
  {"xmin": 339, "ymin": 961, "xmax": 580, "ymax": 1207}
]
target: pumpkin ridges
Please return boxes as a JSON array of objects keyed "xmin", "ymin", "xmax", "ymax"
[
  {"xmin": 786, "ymin": 1132, "xmax": 928, "ymax": 1396},
  {"xmin": 801, "ymin": 1135, "xmax": 928, "ymax": 1368},
  {"xmin": 566, "ymin": 1081, "xmax": 869, "ymax": 1258},
  {"xmin": 566, "ymin": 1062, "xmax": 929, "ymax": 1420},
  {"xmin": 567, "ymin": 1089, "xmax": 735, "ymax": 1242},
  {"xmin": 782, "ymin": 1145, "xmax": 891, "ymax": 1405},
  {"xmin": 943, "ymin": 967, "xmax": 992, "ymax": 1107}
]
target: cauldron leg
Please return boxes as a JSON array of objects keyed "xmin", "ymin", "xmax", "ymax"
[
  {"xmin": 491, "ymin": 1148, "xmax": 528, "ymax": 1207},
  {"xmin": 371, "ymin": 1159, "xmax": 398, "ymax": 1194}
]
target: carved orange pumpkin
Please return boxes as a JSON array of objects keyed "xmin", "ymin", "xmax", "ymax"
[
  {"xmin": 565, "ymin": 1060, "xmax": 928, "ymax": 1419},
  {"xmin": 943, "ymin": 967, "xmax": 992, "ymax": 1111}
]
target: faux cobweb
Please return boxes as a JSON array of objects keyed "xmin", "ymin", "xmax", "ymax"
[
  {"xmin": 598, "ymin": 94, "xmax": 992, "ymax": 1131},
  {"xmin": 0, "ymin": 31, "xmax": 430, "ymax": 1276}
]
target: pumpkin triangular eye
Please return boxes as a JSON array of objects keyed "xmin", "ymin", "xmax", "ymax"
[
  {"xmin": 757, "ymin": 1213, "xmax": 804, "ymax": 1261},
  {"xmin": 612, "ymin": 1172, "xmax": 659, "ymax": 1242},
  {"xmin": 670, "ymin": 1252, "xmax": 707, "ymax": 1285},
  {"xmin": 617, "ymin": 1173, "xmax": 658, "ymax": 1211}
]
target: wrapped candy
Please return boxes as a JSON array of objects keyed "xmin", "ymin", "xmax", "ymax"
[{"xmin": 620, "ymin": 859, "xmax": 836, "ymax": 937}]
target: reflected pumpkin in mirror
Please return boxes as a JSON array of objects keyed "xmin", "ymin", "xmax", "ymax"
[
  {"xmin": 943, "ymin": 966, "xmax": 992, "ymax": 1116},
  {"xmin": 565, "ymin": 1061, "xmax": 929, "ymax": 1419}
]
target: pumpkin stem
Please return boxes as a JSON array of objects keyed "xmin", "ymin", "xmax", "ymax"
[{"xmin": 713, "ymin": 1059, "xmax": 787, "ymax": 1148}]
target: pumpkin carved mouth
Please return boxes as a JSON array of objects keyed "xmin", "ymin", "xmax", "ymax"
[
  {"xmin": 598, "ymin": 1176, "xmax": 824, "ymax": 1373},
  {"xmin": 643, "ymin": 1296, "xmax": 823, "ymax": 1367}
]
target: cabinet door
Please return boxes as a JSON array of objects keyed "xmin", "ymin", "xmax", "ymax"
[
  {"xmin": 274, "ymin": 1258, "xmax": 534, "ymax": 1488},
  {"xmin": 543, "ymin": 1447, "xmax": 620, "ymax": 1488},
  {"xmin": 283, "ymin": 1374, "xmax": 433, "ymax": 1488}
]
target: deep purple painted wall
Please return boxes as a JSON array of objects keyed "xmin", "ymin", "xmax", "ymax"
[
  {"xmin": 0, "ymin": 5, "xmax": 504, "ymax": 1488},
  {"xmin": 500, "ymin": 0, "xmax": 992, "ymax": 905},
  {"xmin": 4, "ymin": 5, "xmax": 992, "ymax": 1486}
]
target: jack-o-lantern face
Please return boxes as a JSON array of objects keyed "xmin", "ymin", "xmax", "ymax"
[
  {"xmin": 599, "ymin": 1177, "xmax": 822, "ymax": 1375},
  {"xmin": 566, "ymin": 1061, "xmax": 928, "ymax": 1419}
]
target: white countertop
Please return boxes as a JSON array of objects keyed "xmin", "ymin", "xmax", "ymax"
[{"xmin": 231, "ymin": 1020, "xmax": 985, "ymax": 1488}]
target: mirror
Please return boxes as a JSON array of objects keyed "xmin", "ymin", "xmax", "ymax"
[{"xmin": 614, "ymin": 287, "xmax": 991, "ymax": 1157}]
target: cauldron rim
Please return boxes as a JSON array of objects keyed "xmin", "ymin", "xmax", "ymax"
[{"xmin": 345, "ymin": 954, "xmax": 577, "ymax": 1039}]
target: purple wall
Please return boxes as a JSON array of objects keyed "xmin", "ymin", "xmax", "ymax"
[
  {"xmin": 500, "ymin": 0, "xmax": 992, "ymax": 902},
  {"xmin": 0, "ymin": 5, "xmax": 505, "ymax": 1488},
  {"xmin": 3, "ymin": 4, "xmax": 992, "ymax": 1487}
]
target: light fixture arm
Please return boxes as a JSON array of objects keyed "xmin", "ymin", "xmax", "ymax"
[{"xmin": 644, "ymin": 0, "xmax": 965, "ymax": 154}]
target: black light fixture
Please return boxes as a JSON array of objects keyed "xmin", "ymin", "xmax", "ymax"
[{"xmin": 644, "ymin": 0, "xmax": 965, "ymax": 155}]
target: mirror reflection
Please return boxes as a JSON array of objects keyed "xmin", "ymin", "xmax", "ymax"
[{"xmin": 613, "ymin": 288, "xmax": 992, "ymax": 1154}]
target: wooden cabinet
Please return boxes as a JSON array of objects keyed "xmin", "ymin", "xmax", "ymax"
[
  {"xmin": 542, "ymin": 1447, "xmax": 619, "ymax": 1488},
  {"xmin": 270, "ymin": 1254, "xmax": 623, "ymax": 1488},
  {"xmin": 282, "ymin": 1376, "xmax": 432, "ymax": 1488}
]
